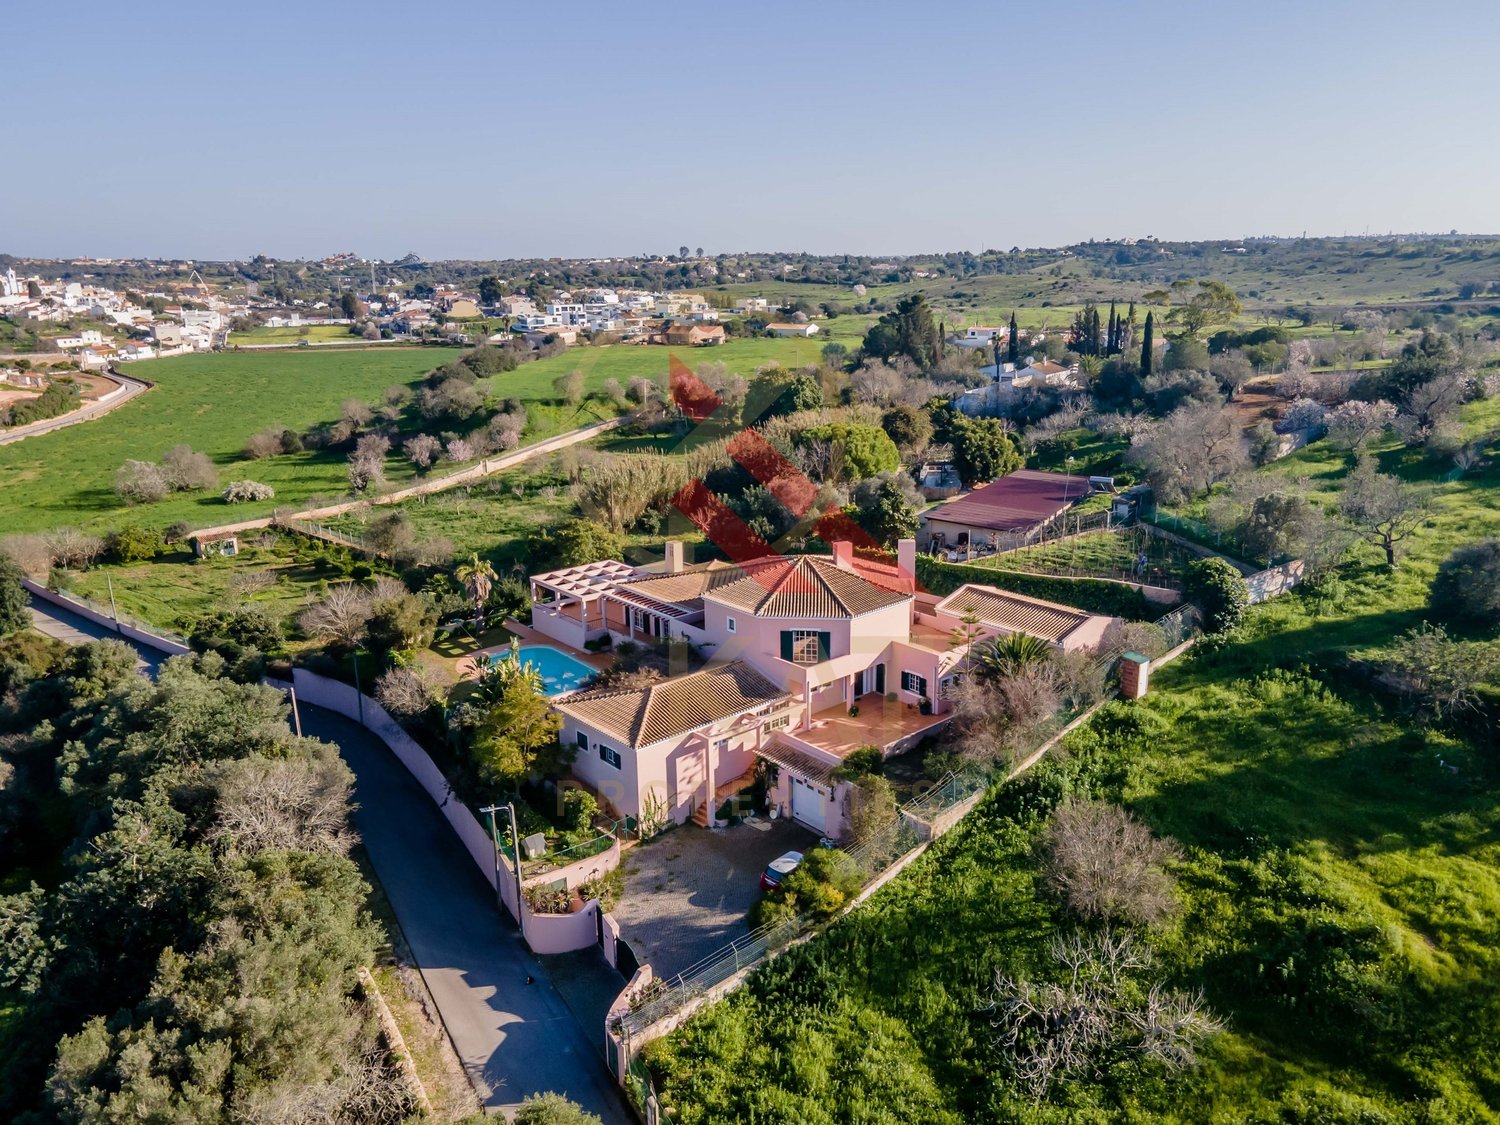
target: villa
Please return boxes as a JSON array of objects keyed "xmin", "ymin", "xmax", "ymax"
[{"xmin": 529, "ymin": 539, "xmax": 1117, "ymax": 838}]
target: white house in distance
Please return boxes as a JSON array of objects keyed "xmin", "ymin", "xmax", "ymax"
[
  {"xmin": 766, "ymin": 322, "xmax": 819, "ymax": 337},
  {"xmin": 955, "ymin": 325, "xmax": 1008, "ymax": 348},
  {"xmin": 528, "ymin": 540, "xmax": 1116, "ymax": 837}
]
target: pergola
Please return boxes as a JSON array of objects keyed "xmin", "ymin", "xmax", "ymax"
[{"xmin": 529, "ymin": 559, "xmax": 641, "ymax": 627}]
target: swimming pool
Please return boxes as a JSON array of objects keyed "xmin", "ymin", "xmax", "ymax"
[{"xmin": 492, "ymin": 644, "xmax": 597, "ymax": 696}]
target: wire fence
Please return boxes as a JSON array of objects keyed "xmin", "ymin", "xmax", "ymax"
[
  {"xmin": 614, "ymin": 697, "xmax": 1108, "ymax": 1041},
  {"xmin": 277, "ymin": 518, "xmax": 382, "ymax": 558},
  {"xmin": 519, "ymin": 831, "xmax": 615, "ymax": 880}
]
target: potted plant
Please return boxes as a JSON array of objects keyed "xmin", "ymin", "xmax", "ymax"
[
  {"xmin": 919, "ymin": 695, "xmax": 933, "ymax": 715},
  {"xmin": 848, "ymin": 704, "xmax": 860, "ymax": 718}
]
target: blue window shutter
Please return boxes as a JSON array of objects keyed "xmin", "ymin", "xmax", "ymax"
[
  {"xmin": 817, "ymin": 631, "xmax": 831, "ymax": 661},
  {"xmin": 781, "ymin": 631, "xmax": 794, "ymax": 661}
]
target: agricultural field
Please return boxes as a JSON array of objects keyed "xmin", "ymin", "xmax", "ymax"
[
  {"xmin": 647, "ymin": 395, "xmax": 1500, "ymax": 1122},
  {"xmin": 227, "ymin": 324, "xmax": 362, "ymax": 345},
  {"xmin": 0, "ymin": 347, "xmax": 461, "ymax": 534},
  {"xmin": 483, "ymin": 335, "xmax": 830, "ymax": 398},
  {"xmin": 964, "ymin": 526, "xmax": 1204, "ymax": 587}
]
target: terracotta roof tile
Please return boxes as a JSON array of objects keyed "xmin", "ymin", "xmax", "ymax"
[
  {"xmin": 925, "ymin": 470, "xmax": 1089, "ymax": 534},
  {"xmin": 935, "ymin": 583, "xmax": 1092, "ymax": 644},
  {"xmin": 704, "ymin": 555, "xmax": 910, "ymax": 619},
  {"xmin": 555, "ymin": 661, "xmax": 791, "ymax": 748}
]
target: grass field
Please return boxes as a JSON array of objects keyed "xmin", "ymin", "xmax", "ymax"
[
  {"xmin": 0, "ymin": 339, "xmax": 841, "ymax": 538},
  {"xmin": 67, "ymin": 538, "xmax": 330, "ymax": 639},
  {"xmin": 228, "ymin": 325, "xmax": 361, "ymax": 345},
  {"xmin": 483, "ymin": 336, "xmax": 830, "ymax": 398},
  {"xmin": 0, "ymin": 348, "xmax": 461, "ymax": 535},
  {"xmin": 649, "ymin": 396, "xmax": 1500, "ymax": 1122}
]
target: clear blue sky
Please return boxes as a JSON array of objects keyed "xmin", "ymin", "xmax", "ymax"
[{"xmin": 8, "ymin": 0, "xmax": 1498, "ymax": 261}]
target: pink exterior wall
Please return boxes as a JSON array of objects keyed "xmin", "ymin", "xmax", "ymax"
[
  {"xmin": 522, "ymin": 899, "xmax": 602, "ymax": 955},
  {"xmin": 562, "ymin": 708, "xmax": 779, "ymax": 826}
]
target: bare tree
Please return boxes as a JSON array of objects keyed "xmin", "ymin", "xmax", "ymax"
[
  {"xmin": 1041, "ymin": 801, "xmax": 1182, "ymax": 926},
  {"xmin": 211, "ymin": 745, "xmax": 355, "ymax": 855},
  {"xmin": 0, "ymin": 533, "xmax": 54, "ymax": 577},
  {"xmin": 1381, "ymin": 624, "xmax": 1500, "ymax": 719},
  {"xmin": 1126, "ymin": 403, "xmax": 1248, "ymax": 502},
  {"xmin": 1338, "ymin": 455, "xmax": 1430, "ymax": 567},
  {"xmin": 552, "ymin": 369, "xmax": 586, "ymax": 405},
  {"xmin": 1324, "ymin": 399, "xmax": 1397, "ymax": 451},
  {"xmin": 160, "ymin": 444, "xmax": 219, "ymax": 491},
  {"xmin": 244, "ymin": 427, "xmax": 285, "ymax": 460},
  {"xmin": 347, "ymin": 433, "xmax": 391, "ymax": 493},
  {"xmin": 374, "ymin": 665, "xmax": 442, "ymax": 718},
  {"xmin": 298, "ymin": 584, "xmax": 373, "ymax": 649},
  {"xmin": 985, "ymin": 929, "xmax": 1222, "ymax": 1102},
  {"xmin": 114, "ymin": 458, "xmax": 169, "ymax": 504},
  {"xmin": 340, "ymin": 398, "xmax": 373, "ymax": 430},
  {"xmin": 403, "ymin": 433, "xmax": 441, "ymax": 470},
  {"xmin": 44, "ymin": 527, "xmax": 106, "ymax": 569}
]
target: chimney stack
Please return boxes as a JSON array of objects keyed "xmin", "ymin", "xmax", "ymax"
[
  {"xmin": 664, "ymin": 540, "xmax": 685, "ymax": 575},
  {"xmin": 830, "ymin": 540, "xmax": 855, "ymax": 570},
  {"xmin": 897, "ymin": 538, "xmax": 917, "ymax": 591}
]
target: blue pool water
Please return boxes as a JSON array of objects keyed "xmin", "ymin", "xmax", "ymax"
[{"xmin": 493, "ymin": 644, "xmax": 596, "ymax": 696}]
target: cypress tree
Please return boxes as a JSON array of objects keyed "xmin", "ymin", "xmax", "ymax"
[
  {"xmin": 1007, "ymin": 312, "xmax": 1020, "ymax": 366},
  {"xmin": 1108, "ymin": 301, "xmax": 1119, "ymax": 354},
  {"xmin": 1141, "ymin": 311, "xmax": 1155, "ymax": 375},
  {"xmin": 1090, "ymin": 306, "xmax": 1103, "ymax": 357},
  {"xmin": 1125, "ymin": 301, "xmax": 1136, "ymax": 351}
]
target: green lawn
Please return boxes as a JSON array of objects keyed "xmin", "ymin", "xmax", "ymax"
[
  {"xmin": 0, "ymin": 348, "xmax": 460, "ymax": 535},
  {"xmin": 67, "ymin": 538, "xmax": 332, "ymax": 639},
  {"xmin": 649, "ymin": 397, "xmax": 1500, "ymax": 1122},
  {"xmin": 228, "ymin": 325, "xmax": 362, "ymax": 345}
]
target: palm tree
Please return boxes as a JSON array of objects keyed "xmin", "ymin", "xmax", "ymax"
[
  {"xmin": 455, "ymin": 554, "xmax": 497, "ymax": 624},
  {"xmin": 972, "ymin": 633, "xmax": 1054, "ymax": 683}
]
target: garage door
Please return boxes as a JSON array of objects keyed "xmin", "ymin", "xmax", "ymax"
[{"xmin": 790, "ymin": 776, "xmax": 826, "ymax": 834}]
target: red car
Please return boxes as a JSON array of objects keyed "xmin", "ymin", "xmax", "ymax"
[{"xmin": 759, "ymin": 851, "xmax": 803, "ymax": 892}]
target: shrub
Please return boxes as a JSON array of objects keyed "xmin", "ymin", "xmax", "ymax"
[
  {"xmin": 1183, "ymin": 557, "xmax": 1249, "ymax": 634},
  {"xmin": 514, "ymin": 1092, "xmax": 603, "ymax": 1125},
  {"xmin": 1429, "ymin": 538, "xmax": 1500, "ymax": 628},
  {"xmin": 221, "ymin": 479, "xmax": 276, "ymax": 504},
  {"xmin": 160, "ymin": 444, "xmax": 220, "ymax": 491},
  {"xmin": 1041, "ymin": 801, "xmax": 1182, "ymax": 926},
  {"xmin": 113, "ymin": 459, "xmax": 169, "ymax": 504},
  {"xmin": 106, "ymin": 526, "xmax": 162, "ymax": 564}
]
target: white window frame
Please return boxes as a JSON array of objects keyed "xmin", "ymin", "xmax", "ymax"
[
  {"xmin": 726, "ymin": 616, "xmax": 736, "ymax": 633},
  {"xmin": 790, "ymin": 629, "xmax": 821, "ymax": 665},
  {"xmin": 598, "ymin": 744, "xmax": 622, "ymax": 769},
  {"xmin": 901, "ymin": 670, "xmax": 927, "ymax": 697}
]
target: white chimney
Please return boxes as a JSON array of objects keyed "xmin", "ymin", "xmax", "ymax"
[
  {"xmin": 897, "ymin": 538, "xmax": 917, "ymax": 590},
  {"xmin": 830, "ymin": 541, "xmax": 855, "ymax": 570},
  {"xmin": 664, "ymin": 540, "xmax": 685, "ymax": 574}
]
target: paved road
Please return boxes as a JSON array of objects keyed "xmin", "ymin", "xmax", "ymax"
[
  {"xmin": 299, "ymin": 707, "xmax": 629, "ymax": 1122},
  {"xmin": 27, "ymin": 601, "xmax": 162, "ymax": 673},
  {"xmin": 25, "ymin": 598, "xmax": 630, "ymax": 1122},
  {"xmin": 0, "ymin": 370, "xmax": 149, "ymax": 445}
]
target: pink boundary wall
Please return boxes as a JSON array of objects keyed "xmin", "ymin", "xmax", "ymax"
[
  {"xmin": 290, "ymin": 669, "xmax": 615, "ymax": 955},
  {"xmin": 24, "ymin": 580, "xmax": 192, "ymax": 656}
]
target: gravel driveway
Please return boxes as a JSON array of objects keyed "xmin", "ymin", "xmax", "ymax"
[{"xmin": 613, "ymin": 818, "xmax": 818, "ymax": 980}]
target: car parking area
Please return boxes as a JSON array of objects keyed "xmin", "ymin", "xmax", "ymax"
[{"xmin": 612, "ymin": 818, "xmax": 818, "ymax": 981}]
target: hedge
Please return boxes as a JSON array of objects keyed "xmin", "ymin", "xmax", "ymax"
[{"xmin": 915, "ymin": 554, "xmax": 1160, "ymax": 620}]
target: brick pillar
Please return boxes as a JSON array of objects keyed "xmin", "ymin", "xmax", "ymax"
[{"xmin": 1119, "ymin": 651, "xmax": 1150, "ymax": 699}]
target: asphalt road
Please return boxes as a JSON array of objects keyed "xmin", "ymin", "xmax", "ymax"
[
  {"xmin": 298, "ymin": 707, "xmax": 629, "ymax": 1122},
  {"xmin": 26, "ymin": 601, "xmax": 162, "ymax": 673},
  {"xmin": 26, "ymin": 597, "xmax": 630, "ymax": 1123},
  {"xmin": 0, "ymin": 370, "xmax": 149, "ymax": 445}
]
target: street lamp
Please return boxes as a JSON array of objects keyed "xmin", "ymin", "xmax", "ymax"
[{"xmin": 480, "ymin": 802, "xmax": 527, "ymax": 940}]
